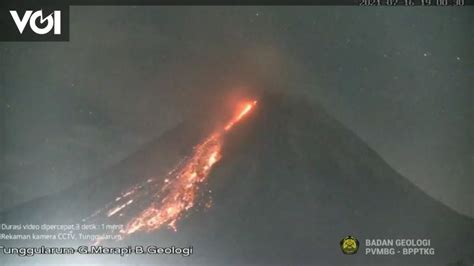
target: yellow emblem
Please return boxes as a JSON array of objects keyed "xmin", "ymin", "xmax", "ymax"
[{"xmin": 340, "ymin": 236, "xmax": 359, "ymax": 255}]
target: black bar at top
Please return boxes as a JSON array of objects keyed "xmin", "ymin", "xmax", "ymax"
[{"xmin": 0, "ymin": 0, "xmax": 472, "ymax": 6}]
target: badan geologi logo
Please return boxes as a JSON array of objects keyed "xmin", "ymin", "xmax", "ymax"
[
  {"xmin": 1, "ymin": 7, "xmax": 69, "ymax": 41},
  {"xmin": 340, "ymin": 235, "xmax": 360, "ymax": 255}
]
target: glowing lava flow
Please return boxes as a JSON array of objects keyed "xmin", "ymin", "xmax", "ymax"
[
  {"xmin": 225, "ymin": 101, "xmax": 257, "ymax": 131},
  {"xmin": 97, "ymin": 100, "xmax": 257, "ymax": 238},
  {"xmin": 121, "ymin": 134, "xmax": 222, "ymax": 235}
]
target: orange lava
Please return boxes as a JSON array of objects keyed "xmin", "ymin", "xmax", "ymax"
[
  {"xmin": 224, "ymin": 100, "xmax": 257, "ymax": 131},
  {"xmin": 121, "ymin": 134, "xmax": 222, "ymax": 235},
  {"xmin": 97, "ymin": 100, "xmax": 257, "ymax": 237}
]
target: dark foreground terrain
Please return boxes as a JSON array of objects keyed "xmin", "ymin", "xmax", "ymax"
[{"xmin": 1, "ymin": 92, "xmax": 473, "ymax": 266}]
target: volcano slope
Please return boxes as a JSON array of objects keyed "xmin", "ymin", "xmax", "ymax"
[{"xmin": 1, "ymin": 92, "xmax": 473, "ymax": 266}]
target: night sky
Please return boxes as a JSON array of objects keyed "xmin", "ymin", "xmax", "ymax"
[{"xmin": 1, "ymin": 7, "xmax": 472, "ymax": 217}]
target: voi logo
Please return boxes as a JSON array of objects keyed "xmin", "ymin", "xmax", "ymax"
[{"xmin": 9, "ymin": 10, "xmax": 61, "ymax": 35}]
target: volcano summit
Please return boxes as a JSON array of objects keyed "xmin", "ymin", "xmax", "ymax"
[{"xmin": 1, "ymin": 92, "xmax": 473, "ymax": 266}]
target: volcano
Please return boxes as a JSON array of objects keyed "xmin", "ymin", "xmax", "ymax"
[{"xmin": 1, "ymin": 92, "xmax": 473, "ymax": 266}]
